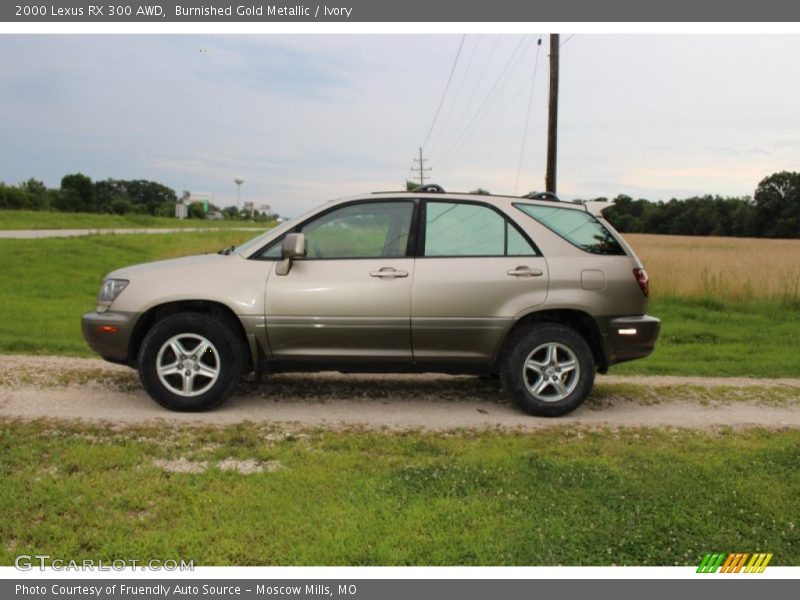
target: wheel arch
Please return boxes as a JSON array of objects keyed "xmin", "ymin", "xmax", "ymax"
[
  {"xmin": 495, "ymin": 308, "xmax": 608, "ymax": 373},
  {"xmin": 128, "ymin": 300, "xmax": 254, "ymax": 372}
]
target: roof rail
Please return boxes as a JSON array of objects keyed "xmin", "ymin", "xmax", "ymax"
[
  {"xmin": 522, "ymin": 191, "xmax": 560, "ymax": 202},
  {"xmin": 412, "ymin": 183, "xmax": 445, "ymax": 193}
]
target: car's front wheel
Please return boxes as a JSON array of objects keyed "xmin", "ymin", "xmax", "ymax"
[
  {"xmin": 501, "ymin": 324, "xmax": 594, "ymax": 417},
  {"xmin": 138, "ymin": 313, "xmax": 245, "ymax": 411}
]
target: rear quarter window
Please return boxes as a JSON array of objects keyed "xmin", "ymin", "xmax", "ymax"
[{"xmin": 514, "ymin": 203, "xmax": 626, "ymax": 256}]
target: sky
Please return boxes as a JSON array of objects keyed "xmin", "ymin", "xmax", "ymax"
[{"xmin": 1, "ymin": 34, "xmax": 799, "ymax": 217}]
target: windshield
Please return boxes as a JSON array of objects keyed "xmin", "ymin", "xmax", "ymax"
[{"xmin": 234, "ymin": 225, "xmax": 286, "ymax": 256}]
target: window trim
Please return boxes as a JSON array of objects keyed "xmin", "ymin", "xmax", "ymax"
[
  {"xmin": 249, "ymin": 197, "xmax": 542, "ymax": 261},
  {"xmin": 512, "ymin": 202, "xmax": 625, "ymax": 256},
  {"xmin": 249, "ymin": 198, "xmax": 420, "ymax": 261},
  {"xmin": 418, "ymin": 199, "xmax": 540, "ymax": 259}
]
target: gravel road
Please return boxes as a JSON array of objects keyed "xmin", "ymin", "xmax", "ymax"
[{"xmin": 1, "ymin": 355, "xmax": 798, "ymax": 431}]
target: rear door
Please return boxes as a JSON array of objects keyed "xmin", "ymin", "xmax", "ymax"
[
  {"xmin": 265, "ymin": 200, "xmax": 416, "ymax": 362},
  {"xmin": 411, "ymin": 200, "xmax": 549, "ymax": 362}
]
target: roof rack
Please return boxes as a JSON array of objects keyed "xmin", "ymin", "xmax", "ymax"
[
  {"xmin": 522, "ymin": 191, "xmax": 560, "ymax": 202},
  {"xmin": 412, "ymin": 183, "xmax": 445, "ymax": 193}
]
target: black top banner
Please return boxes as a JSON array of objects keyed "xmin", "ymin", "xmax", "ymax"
[{"xmin": 4, "ymin": 0, "xmax": 800, "ymax": 22}]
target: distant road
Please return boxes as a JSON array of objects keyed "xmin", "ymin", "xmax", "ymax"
[{"xmin": 0, "ymin": 227, "xmax": 262, "ymax": 239}]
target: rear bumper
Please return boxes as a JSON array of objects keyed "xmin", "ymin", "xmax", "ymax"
[
  {"xmin": 81, "ymin": 310, "xmax": 138, "ymax": 365},
  {"xmin": 597, "ymin": 314, "xmax": 661, "ymax": 367}
]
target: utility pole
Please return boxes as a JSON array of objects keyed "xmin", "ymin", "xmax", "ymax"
[
  {"xmin": 545, "ymin": 33, "xmax": 559, "ymax": 194},
  {"xmin": 412, "ymin": 147, "xmax": 431, "ymax": 185}
]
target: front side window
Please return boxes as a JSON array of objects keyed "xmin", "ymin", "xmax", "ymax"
[
  {"xmin": 424, "ymin": 201, "xmax": 536, "ymax": 257},
  {"xmin": 300, "ymin": 201, "xmax": 414, "ymax": 259},
  {"xmin": 514, "ymin": 203, "xmax": 625, "ymax": 255},
  {"xmin": 259, "ymin": 241, "xmax": 283, "ymax": 259}
]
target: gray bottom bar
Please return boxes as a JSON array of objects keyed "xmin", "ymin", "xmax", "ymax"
[{"xmin": 3, "ymin": 579, "xmax": 793, "ymax": 600}]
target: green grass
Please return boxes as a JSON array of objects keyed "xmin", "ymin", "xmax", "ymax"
[
  {"xmin": 0, "ymin": 231, "xmax": 798, "ymax": 378},
  {"xmin": 0, "ymin": 231, "xmax": 265, "ymax": 356},
  {"xmin": 0, "ymin": 420, "xmax": 796, "ymax": 566},
  {"xmin": 613, "ymin": 297, "xmax": 800, "ymax": 378},
  {"xmin": 0, "ymin": 209, "xmax": 269, "ymax": 230},
  {"xmin": 591, "ymin": 382, "xmax": 800, "ymax": 406}
]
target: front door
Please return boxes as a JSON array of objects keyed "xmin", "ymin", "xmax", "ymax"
[{"xmin": 265, "ymin": 200, "xmax": 416, "ymax": 362}]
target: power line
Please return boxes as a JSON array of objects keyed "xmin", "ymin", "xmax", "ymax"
[
  {"xmin": 560, "ymin": 34, "xmax": 575, "ymax": 47},
  {"xmin": 437, "ymin": 35, "xmax": 545, "ymax": 181},
  {"xmin": 514, "ymin": 37, "xmax": 544, "ymax": 195},
  {"xmin": 430, "ymin": 36, "xmax": 500, "ymax": 166},
  {"xmin": 436, "ymin": 36, "xmax": 531, "ymax": 174},
  {"xmin": 421, "ymin": 35, "xmax": 466, "ymax": 151},
  {"xmin": 426, "ymin": 36, "xmax": 481, "ymax": 162},
  {"xmin": 436, "ymin": 35, "xmax": 535, "ymax": 176}
]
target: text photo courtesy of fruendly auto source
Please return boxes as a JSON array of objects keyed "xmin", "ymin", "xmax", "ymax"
[{"xmin": 0, "ymin": 34, "xmax": 798, "ymax": 568}]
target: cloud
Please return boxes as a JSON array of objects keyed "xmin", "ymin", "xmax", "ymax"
[{"xmin": 2, "ymin": 34, "xmax": 800, "ymax": 215}]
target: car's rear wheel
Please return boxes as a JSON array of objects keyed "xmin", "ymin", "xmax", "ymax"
[
  {"xmin": 501, "ymin": 324, "xmax": 594, "ymax": 417},
  {"xmin": 138, "ymin": 313, "xmax": 244, "ymax": 411}
]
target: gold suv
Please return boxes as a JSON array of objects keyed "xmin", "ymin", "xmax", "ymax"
[{"xmin": 82, "ymin": 186, "xmax": 660, "ymax": 416}]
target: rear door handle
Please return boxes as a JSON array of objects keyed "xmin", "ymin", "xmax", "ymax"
[
  {"xmin": 370, "ymin": 267, "xmax": 409, "ymax": 278},
  {"xmin": 507, "ymin": 266, "xmax": 543, "ymax": 277}
]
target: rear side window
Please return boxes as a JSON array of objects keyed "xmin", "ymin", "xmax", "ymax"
[
  {"xmin": 424, "ymin": 201, "xmax": 536, "ymax": 257},
  {"xmin": 514, "ymin": 203, "xmax": 625, "ymax": 256}
]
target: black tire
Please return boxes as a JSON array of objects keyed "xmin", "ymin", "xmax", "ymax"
[
  {"xmin": 500, "ymin": 324, "xmax": 595, "ymax": 417},
  {"xmin": 137, "ymin": 313, "xmax": 245, "ymax": 411}
]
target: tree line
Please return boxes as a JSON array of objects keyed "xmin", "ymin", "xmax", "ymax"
[
  {"xmin": 0, "ymin": 174, "xmax": 179, "ymax": 216},
  {"xmin": 2, "ymin": 171, "xmax": 799, "ymax": 236},
  {"xmin": 0, "ymin": 173, "xmax": 273, "ymax": 221},
  {"xmin": 408, "ymin": 171, "xmax": 800, "ymax": 239},
  {"xmin": 600, "ymin": 171, "xmax": 800, "ymax": 238}
]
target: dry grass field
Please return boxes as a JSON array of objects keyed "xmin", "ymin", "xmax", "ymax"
[{"xmin": 625, "ymin": 234, "xmax": 800, "ymax": 303}]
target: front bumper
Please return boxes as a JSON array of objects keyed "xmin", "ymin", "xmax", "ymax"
[
  {"xmin": 81, "ymin": 310, "xmax": 138, "ymax": 364},
  {"xmin": 598, "ymin": 314, "xmax": 661, "ymax": 367}
]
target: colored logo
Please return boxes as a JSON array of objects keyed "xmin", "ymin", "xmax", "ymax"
[{"xmin": 697, "ymin": 552, "xmax": 773, "ymax": 573}]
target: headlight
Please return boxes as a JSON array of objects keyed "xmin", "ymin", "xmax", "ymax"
[{"xmin": 97, "ymin": 278, "xmax": 129, "ymax": 310}]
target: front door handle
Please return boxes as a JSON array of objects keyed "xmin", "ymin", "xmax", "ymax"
[
  {"xmin": 507, "ymin": 266, "xmax": 544, "ymax": 277},
  {"xmin": 370, "ymin": 267, "xmax": 409, "ymax": 278}
]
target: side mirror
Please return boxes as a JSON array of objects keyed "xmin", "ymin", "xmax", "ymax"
[{"xmin": 276, "ymin": 233, "xmax": 306, "ymax": 276}]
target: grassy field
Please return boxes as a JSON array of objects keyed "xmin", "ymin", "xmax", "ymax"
[
  {"xmin": 0, "ymin": 419, "xmax": 796, "ymax": 566},
  {"xmin": 0, "ymin": 231, "xmax": 264, "ymax": 356},
  {"xmin": 0, "ymin": 231, "xmax": 799, "ymax": 377},
  {"xmin": 614, "ymin": 234, "xmax": 800, "ymax": 377},
  {"xmin": 0, "ymin": 209, "xmax": 269, "ymax": 230},
  {"xmin": 626, "ymin": 233, "xmax": 800, "ymax": 305},
  {"xmin": 1, "ymin": 232, "xmax": 798, "ymax": 568},
  {"xmin": 613, "ymin": 297, "xmax": 800, "ymax": 377}
]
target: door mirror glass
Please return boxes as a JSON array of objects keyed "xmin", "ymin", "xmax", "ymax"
[
  {"xmin": 276, "ymin": 233, "xmax": 306, "ymax": 275},
  {"xmin": 281, "ymin": 233, "xmax": 307, "ymax": 260}
]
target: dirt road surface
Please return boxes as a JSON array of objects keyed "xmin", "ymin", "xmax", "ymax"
[{"xmin": 1, "ymin": 355, "xmax": 798, "ymax": 431}]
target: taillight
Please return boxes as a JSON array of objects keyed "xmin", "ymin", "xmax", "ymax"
[{"xmin": 633, "ymin": 268, "xmax": 649, "ymax": 297}]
